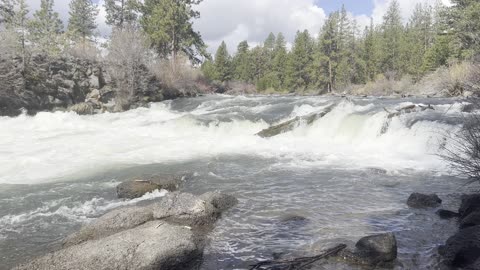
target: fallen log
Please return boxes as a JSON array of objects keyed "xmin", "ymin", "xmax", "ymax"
[{"xmin": 249, "ymin": 244, "xmax": 347, "ymax": 270}]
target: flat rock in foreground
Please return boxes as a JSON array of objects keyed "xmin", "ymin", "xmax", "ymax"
[
  {"xmin": 16, "ymin": 221, "xmax": 201, "ymax": 270},
  {"xmin": 17, "ymin": 191, "xmax": 238, "ymax": 270}
]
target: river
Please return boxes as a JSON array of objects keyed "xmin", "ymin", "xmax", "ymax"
[{"xmin": 0, "ymin": 95, "xmax": 473, "ymax": 269}]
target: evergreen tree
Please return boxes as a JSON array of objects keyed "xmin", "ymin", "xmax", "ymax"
[
  {"xmin": 0, "ymin": 0, "xmax": 29, "ymax": 71},
  {"xmin": 448, "ymin": 0, "xmax": 480, "ymax": 58},
  {"xmin": 200, "ymin": 59, "xmax": 216, "ymax": 81},
  {"xmin": 104, "ymin": 0, "xmax": 139, "ymax": 28},
  {"xmin": 364, "ymin": 19, "xmax": 380, "ymax": 81},
  {"xmin": 232, "ymin": 40, "xmax": 252, "ymax": 82},
  {"xmin": 28, "ymin": 0, "xmax": 64, "ymax": 55},
  {"xmin": 314, "ymin": 12, "xmax": 340, "ymax": 92},
  {"xmin": 380, "ymin": 0, "xmax": 404, "ymax": 77},
  {"xmin": 214, "ymin": 41, "xmax": 232, "ymax": 82},
  {"xmin": 271, "ymin": 32, "xmax": 288, "ymax": 89},
  {"xmin": 68, "ymin": 0, "xmax": 98, "ymax": 43},
  {"xmin": 0, "ymin": 0, "xmax": 14, "ymax": 25},
  {"xmin": 141, "ymin": 0, "xmax": 208, "ymax": 65},
  {"xmin": 285, "ymin": 30, "xmax": 314, "ymax": 91}
]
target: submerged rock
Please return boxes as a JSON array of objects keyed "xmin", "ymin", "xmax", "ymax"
[
  {"xmin": 256, "ymin": 104, "xmax": 335, "ymax": 138},
  {"xmin": 117, "ymin": 175, "xmax": 182, "ymax": 199},
  {"xmin": 338, "ymin": 233, "xmax": 397, "ymax": 266},
  {"xmin": 439, "ymin": 225, "xmax": 480, "ymax": 268},
  {"xmin": 407, "ymin": 193, "xmax": 442, "ymax": 209},
  {"xmin": 20, "ymin": 192, "xmax": 237, "ymax": 270},
  {"xmin": 437, "ymin": 209, "xmax": 460, "ymax": 219}
]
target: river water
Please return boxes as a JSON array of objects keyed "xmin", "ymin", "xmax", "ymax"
[{"xmin": 0, "ymin": 95, "xmax": 474, "ymax": 269}]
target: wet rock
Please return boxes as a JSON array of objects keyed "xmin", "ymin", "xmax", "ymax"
[
  {"xmin": 20, "ymin": 192, "xmax": 237, "ymax": 270},
  {"xmin": 63, "ymin": 206, "xmax": 154, "ymax": 247},
  {"xmin": 407, "ymin": 193, "xmax": 442, "ymax": 209},
  {"xmin": 199, "ymin": 191, "xmax": 239, "ymax": 212},
  {"xmin": 117, "ymin": 175, "xmax": 182, "ymax": 199},
  {"xmin": 152, "ymin": 192, "xmax": 237, "ymax": 227},
  {"xmin": 461, "ymin": 211, "xmax": 480, "ymax": 229},
  {"xmin": 437, "ymin": 209, "xmax": 460, "ymax": 219},
  {"xmin": 256, "ymin": 105, "xmax": 335, "ymax": 138},
  {"xmin": 459, "ymin": 194, "xmax": 480, "ymax": 219},
  {"xmin": 439, "ymin": 225, "xmax": 480, "ymax": 268},
  {"xmin": 16, "ymin": 221, "xmax": 202, "ymax": 270},
  {"xmin": 338, "ymin": 233, "xmax": 397, "ymax": 266},
  {"xmin": 68, "ymin": 102, "xmax": 94, "ymax": 115}
]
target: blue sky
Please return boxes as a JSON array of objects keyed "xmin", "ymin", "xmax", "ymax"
[{"xmin": 315, "ymin": 0, "xmax": 375, "ymax": 15}]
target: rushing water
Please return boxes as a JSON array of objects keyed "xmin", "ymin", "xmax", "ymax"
[{"xmin": 0, "ymin": 95, "xmax": 475, "ymax": 269}]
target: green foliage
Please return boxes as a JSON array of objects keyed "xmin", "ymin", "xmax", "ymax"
[
  {"xmin": 67, "ymin": 0, "xmax": 98, "ymax": 41},
  {"xmin": 104, "ymin": 0, "xmax": 139, "ymax": 28},
  {"xmin": 213, "ymin": 41, "xmax": 232, "ymax": 82},
  {"xmin": 448, "ymin": 0, "xmax": 480, "ymax": 59},
  {"xmin": 28, "ymin": 0, "xmax": 64, "ymax": 56},
  {"xmin": 141, "ymin": 0, "xmax": 208, "ymax": 64},
  {"xmin": 233, "ymin": 40, "xmax": 252, "ymax": 82},
  {"xmin": 285, "ymin": 30, "xmax": 314, "ymax": 91}
]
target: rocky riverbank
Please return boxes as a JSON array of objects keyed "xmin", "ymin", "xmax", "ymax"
[{"xmin": 0, "ymin": 55, "xmax": 215, "ymax": 117}]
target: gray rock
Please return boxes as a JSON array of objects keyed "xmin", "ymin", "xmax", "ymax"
[
  {"xmin": 63, "ymin": 206, "xmax": 154, "ymax": 248},
  {"xmin": 256, "ymin": 105, "xmax": 335, "ymax": 138},
  {"xmin": 16, "ymin": 221, "xmax": 202, "ymax": 270},
  {"xmin": 338, "ymin": 233, "xmax": 397, "ymax": 266},
  {"xmin": 437, "ymin": 209, "xmax": 460, "ymax": 219},
  {"xmin": 459, "ymin": 194, "xmax": 480, "ymax": 219},
  {"xmin": 199, "ymin": 191, "xmax": 239, "ymax": 212},
  {"xmin": 461, "ymin": 211, "xmax": 480, "ymax": 229},
  {"xmin": 439, "ymin": 225, "xmax": 480, "ymax": 268},
  {"xmin": 117, "ymin": 175, "xmax": 182, "ymax": 199},
  {"xmin": 407, "ymin": 193, "xmax": 442, "ymax": 208},
  {"xmin": 152, "ymin": 192, "xmax": 219, "ymax": 227},
  {"xmin": 68, "ymin": 102, "xmax": 94, "ymax": 115}
]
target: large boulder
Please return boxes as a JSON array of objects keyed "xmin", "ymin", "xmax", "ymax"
[
  {"xmin": 407, "ymin": 193, "xmax": 442, "ymax": 209},
  {"xmin": 461, "ymin": 211, "xmax": 480, "ymax": 229},
  {"xmin": 63, "ymin": 206, "xmax": 154, "ymax": 247},
  {"xmin": 117, "ymin": 175, "xmax": 182, "ymax": 199},
  {"xmin": 18, "ymin": 192, "xmax": 237, "ymax": 270},
  {"xmin": 459, "ymin": 194, "xmax": 480, "ymax": 219},
  {"xmin": 16, "ymin": 221, "xmax": 202, "ymax": 270},
  {"xmin": 338, "ymin": 233, "xmax": 397, "ymax": 266},
  {"xmin": 439, "ymin": 225, "xmax": 480, "ymax": 268}
]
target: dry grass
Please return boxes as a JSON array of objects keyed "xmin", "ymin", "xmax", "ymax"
[
  {"xmin": 148, "ymin": 53, "xmax": 201, "ymax": 90},
  {"xmin": 65, "ymin": 41, "xmax": 100, "ymax": 62}
]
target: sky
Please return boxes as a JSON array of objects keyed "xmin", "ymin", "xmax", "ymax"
[{"xmin": 24, "ymin": 0, "xmax": 452, "ymax": 54}]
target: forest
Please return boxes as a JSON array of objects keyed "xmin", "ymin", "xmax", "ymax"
[
  {"xmin": 203, "ymin": 0, "xmax": 480, "ymax": 95},
  {"xmin": 0, "ymin": 0, "xmax": 479, "ymax": 97}
]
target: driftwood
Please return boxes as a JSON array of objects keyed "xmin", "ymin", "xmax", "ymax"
[{"xmin": 249, "ymin": 244, "xmax": 347, "ymax": 270}]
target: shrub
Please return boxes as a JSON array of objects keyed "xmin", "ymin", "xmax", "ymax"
[{"xmin": 441, "ymin": 113, "xmax": 480, "ymax": 184}]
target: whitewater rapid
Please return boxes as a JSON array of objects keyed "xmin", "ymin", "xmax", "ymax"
[{"xmin": 0, "ymin": 95, "xmax": 471, "ymax": 185}]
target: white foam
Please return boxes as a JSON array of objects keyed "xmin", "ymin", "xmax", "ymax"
[
  {"xmin": 0, "ymin": 97, "xmax": 463, "ymax": 184},
  {"xmin": 0, "ymin": 190, "xmax": 168, "ymax": 227}
]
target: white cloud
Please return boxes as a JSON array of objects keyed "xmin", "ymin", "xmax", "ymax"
[
  {"xmin": 371, "ymin": 0, "xmax": 452, "ymax": 24},
  {"xmin": 194, "ymin": 0, "xmax": 327, "ymax": 54}
]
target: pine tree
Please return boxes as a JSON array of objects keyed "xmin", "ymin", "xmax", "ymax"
[
  {"xmin": 364, "ymin": 19, "xmax": 380, "ymax": 81},
  {"xmin": 141, "ymin": 0, "xmax": 208, "ymax": 65},
  {"xmin": 0, "ymin": 0, "xmax": 29, "ymax": 71},
  {"xmin": 380, "ymin": 0, "xmax": 404, "ymax": 78},
  {"xmin": 104, "ymin": 0, "xmax": 139, "ymax": 29},
  {"xmin": 285, "ymin": 30, "xmax": 314, "ymax": 91},
  {"xmin": 271, "ymin": 32, "xmax": 288, "ymax": 90},
  {"xmin": 214, "ymin": 41, "xmax": 232, "ymax": 82},
  {"xmin": 314, "ymin": 12, "xmax": 340, "ymax": 92},
  {"xmin": 28, "ymin": 0, "xmax": 64, "ymax": 55},
  {"xmin": 68, "ymin": 0, "xmax": 98, "ymax": 43},
  {"xmin": 232, "ymin": 40, "xmax": 252, "ymax": 82},
  {"xmin": 448, "ymin": 0, "xmax": 480, "ymax": 58}
]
